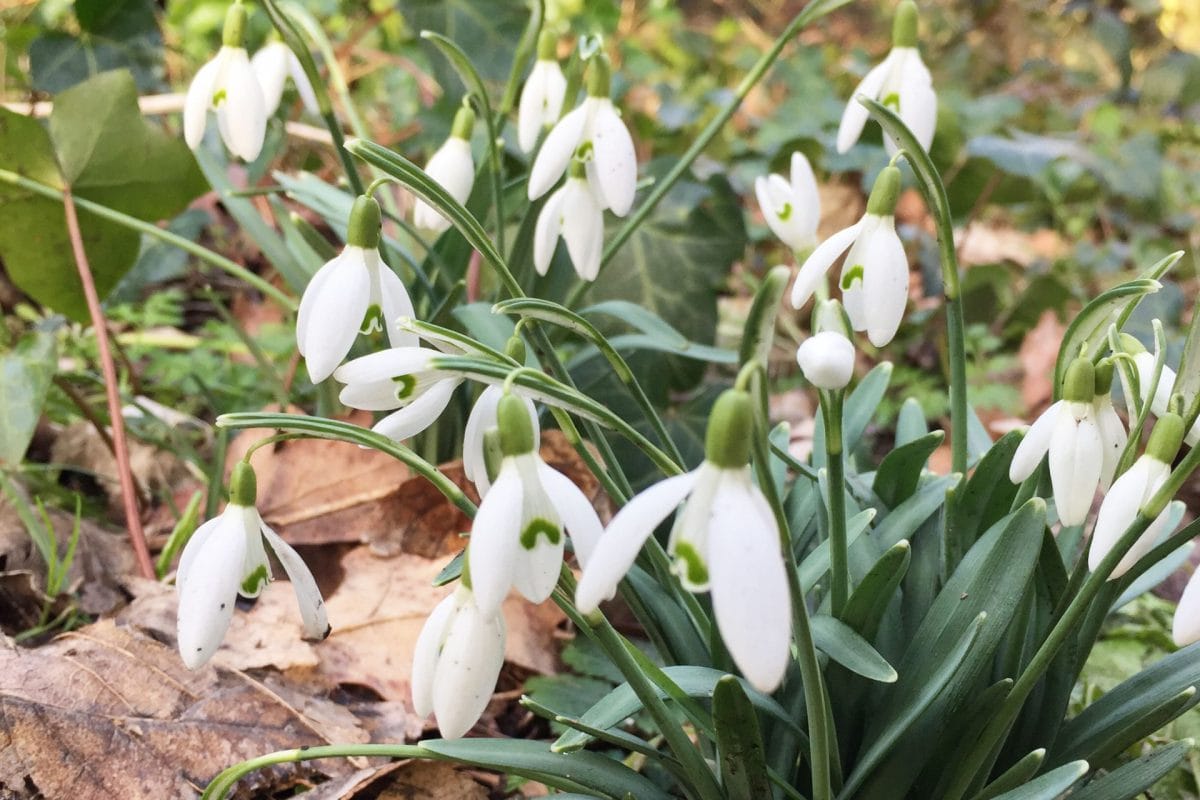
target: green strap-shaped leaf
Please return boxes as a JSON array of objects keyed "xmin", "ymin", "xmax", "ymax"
[
  {"xmin": 986, "ymin": 762, "xmax": 1088, "ymax": 800},
  {"xmin": 842, "ymin": 539, "xmax": 911, "ymax": 643},
  {"xmin": 799, "ymin": 508, "xmax": 876, "ymax": 592},
  {"xmin": 811, "ymin": 615, "xmax": 898, "ymax": 683},
  {"xmin": 895, "ymin": 397, "xmax": 928, "ymax": 447},
  {"xmin": 1053, "ymin": 687, "xmax": 1200, "ymax": 769},
  {"xmin": 971, "ymin": 749, "xmax": 1046, "ymax": 800},
  {"xmin": 1070, "ymin": 740, "xmax": 1192, "ymax": 800},
  {"xmin": 873, "ymin": 430, "xmax": 944, "ymax": 509},
  {"xmin": 713, "ymin": 676, "xmax": 773, "ymax": 800},
  {"xmin": 874, "ymin": 474, "xmax": 960, "ymax": 550},
  {"xmin": 944, "ymin": 429, "xmax": 1023, "ymax": 569}
]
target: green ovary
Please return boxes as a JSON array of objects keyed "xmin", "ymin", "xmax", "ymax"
[{"xmin": 520, "ymin": 518, "xmax": 561, "ymax": 549}]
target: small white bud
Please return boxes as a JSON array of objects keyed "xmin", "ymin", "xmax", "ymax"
[{"xmin": 797, "ymin": 331, "xmax": 855, "ymax": 390}]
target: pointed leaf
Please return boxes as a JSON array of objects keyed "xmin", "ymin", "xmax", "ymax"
[
  {"xmin": 713, "ymin": 676, "xmax": 773, "ymax": 800},
  {"xmin": 811, "ymin": 615, "xmax": 898, "ymax": 683}
]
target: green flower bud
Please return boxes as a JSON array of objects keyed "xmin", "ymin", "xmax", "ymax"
[
  {"xmin": 866, "ymin": 166, "xmax": 902, "ymax": 216},
  {"xmin": 587, "ymin": 55, "xmax": 612, "ymax": 98},
  {"xmin": 222, "ymin": 2, "xmax": 247, "ymax": 48},
  {"xmin": 498, "ymin": 393, "xmax": 536, "ymax": 456},
  {"xmin": 892, "ymin": 0, "xmax": 919, "ymax": 49},
  {"xmin": 450, "ymin": 104, "xmax": 476, "ymax": 141},
  {"xmin": 1061, "ymin": 357, "xmax": 1096, "ymax": 404},
  {"xmin": 704, "ymin": 389, "xmax": 753, "ymax": 468},
  {"xmin": 346, "ymin": 195, "xmax": 382, "ymax": 249},
  {"xmin": 230, "ymin": 460, "xmax": 257, "ymax": 506},
  {"xmin": 504, "ymin": 335, "xmax": 527, "ymax": 364},
  {"xmin": 1147, "ymin": 412, "xmax": 1185, "ymax": 464}
]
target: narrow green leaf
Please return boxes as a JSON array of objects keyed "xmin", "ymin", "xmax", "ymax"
[
  {"xmin": 971, "ymin": 749, "xmax": 1046, "ymax": 800},
  {"xmin": 799, "ymin": 508, "xmax": 876, "ymax": 591},
  {"xmin": 895, "ymin": 397, "xmax": 928, "ymax": 447},
  {"xmin": 739, "ymin": 265, "xmax": 791, "ymax": 367},
  {"xmin": 813, "ymin": 362, "xmax": 892, "ymax": 469},
  {"xmin": 987, "ymin": 761, "xmax": 1088, "ymax": 800},
  {"xmin": 874, "ymin": 474, "xmax": 959, "ymax": 550},
  {"xmin": 873, "ymin": 430, "xmax": 943, "ymax": 509},
  {"xmin": 811, "ymin": 615, "xmax": 898, "ymax": 683},
  {"xmin": 1054, "ymin": 687, "xmax": 1200, "ymax": 769},
  {"xmin": 1071, "ymin": 740, "xmax": 1193, "ymax": 800},
  {"xmin": 842, "ymin": 540, "xmax": 911, "ymax": 642},
  {"xmin": 583, "ymin": 300, "xmax": 691, "ymax": 347},
  {"xmin": 713, "ymin": 676, "xmax": 773, "ymax": 800},
  {"xmin": 945, "ymin": 429, "xmax": 1023, "ymax": 566}
]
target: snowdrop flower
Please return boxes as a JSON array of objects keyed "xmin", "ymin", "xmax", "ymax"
[
  {"xmin": 296, "ymin": 196, "xmax": 417, "ymax": 383},
  {"xmin": 176, "ymin": 461, "xmax": 329, "ymax": 670},
  {"xmin": 1176, "ymin": 571, "xmax": 1200, "ymax": 646},
  {"xmin": 469, "ymin": 393, "xmax": 604, "ymax": 615},
  {"xmin": 411, "ymin": 583, "xmax": 505, "ymax": 739},
  {"xmin": 1092, "ymin": 360, "xmax": 1128, "ymax": 490},
  {"xmin": 1009, "ymin": 358, "xmax": 1104, "ymax": 527},
  {"xmin": 797, "ymin": 331, "xmax": 856, "ymax": 390},
  {"xmin": 755, "ymin": 152, "xmax": 821, "ymax": 254},
  {"xmin": 251, "ymin": 40, "xmax": 318, "ymax": 117},
  {"xmin": 576, "ymin": 388, "xmax": 791, "ymax": 692},
  {"xmin": 534, "ymin": 160, "xmax": 604, "ymax": 280},
  {"xmin": 1088, "ymin": 413, "xmax": 1182, "ymax": 579},
  {"xmin": 183, "ymin": 2, "xmax": 267, "ymax": 161},
  {"xmin": 518, "ymin": 31, "xmax": 568, "ymax": 153},
  {"xmin": 837, "ymin": 0, "xmax": 936, "ymax": 155},
  {"xmin": 790, "ymin": 166, "xmax": 908, "ymax": 347},
  {"xmin": 413, "ymin": 105, "xmax": 476, "ymax": 234},
  {"xmin": 334, "ymin": 345, "xmax": 461, "ymax": 442},
  {"xmin": 528, "ymin": 56, "xmax": 636, "ymax": 216},
  {"xmin": 1129, "ymin": 346, "xmax": 1200, "ymax": 447},
  {"xmin": 463, "ymin": 385, "xmax": 539, "ymax": 497}
]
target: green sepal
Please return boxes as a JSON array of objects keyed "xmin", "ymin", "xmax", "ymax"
[
  {"xmin": 504, "ymin": 335, "xmax": 527, "ymax": 363},
  {"xmin": 498, "ymin": 393, "xmax": 536, "ymax": 456},
  {"xmin": 704, "ymin": 389, "xmax": 753, "ymax": 468},
  {"xmin": 866, "ymin": 166, "xmax": 902, "ymax": 216},
  {"xmin": 346, "ymin": 195, "xmax": 382, "ymax": 249},
  {"xmin": 1094, "ymin": 358, "xmax": 1115, "ymax": 395},
  {"xmin": 230, "ymin": 460, "xmax": 257, "ymax": 506}
]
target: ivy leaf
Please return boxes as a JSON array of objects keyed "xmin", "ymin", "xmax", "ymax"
[
  {"xmin": 0, "ymin": 330, "xmax": 58, "ymax": 468},
  {"xmin": 0, "ymin": 70, "xmax": 206, "ymax": 321},
  {"xmin": 29, "ymin": 0, "xmax": 165, "ymax": 94},
  {"xmin": 404, "ymin": 0, "xmax": 529, "ymax": 96}
]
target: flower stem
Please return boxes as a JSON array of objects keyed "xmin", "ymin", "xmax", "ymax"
[
  {"xmin": 200, "ymin": 744, "xmax": 426, "ymax": 800},
  {"xmin": 62, "ymin": 189, "xmax": 154, "ymax": 580},
  {"xmin": 819, "ymin": 389, "xmax": 851, "ymax": 616}
]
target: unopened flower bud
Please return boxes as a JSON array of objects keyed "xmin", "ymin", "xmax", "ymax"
[{"xmin": 797, "ymin": 331, "xmax": 856, "ymax": 390}]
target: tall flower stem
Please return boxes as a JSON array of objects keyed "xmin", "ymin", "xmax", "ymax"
[
  {"xmin": 62, "ymin": 189, "xmax": 154, "ymax": 580},
  {"xmin": 819, "ymin": 389, "xmax": 851, "ymax": 616}
]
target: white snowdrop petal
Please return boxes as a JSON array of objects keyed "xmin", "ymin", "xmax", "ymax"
[
  {"xmin": 287, "ymin": 50, "xmax": 319, "ymax": 114},
  {"xmin": 183, "ymin": 56, "xmax": 221, "ymax": 150},
  {"xmin": 296, "ymin": 250, "xmax": 344, "ymax": 357},
  {"xmin": 791, "ymin": 223, "xmax": 861, "ymax": 309},
  {"xmin": 376, "ymin": 261, "xmax": 420, "ymax": 350},
  {"xmin": 301, "ymin": 250, "xmax": 371, "ymax": 383},
  {"xmin": 797, "ymin": 331, "xmax": 856, "ymax": 390},
  {"xmin": 410, "ymin": 592, "xmax": 458, "ymax": 718},
  {"xmin": 251, "ymin": 42, "xmax": 289, "ymax": 116},
  {"xmin": 529, "ymin": 104, "xmax": 587, "ymax": 200},
  {"xmin": 261, "ymin": 520, "xmax": 330, "ymax": 640},
  {"xmin": 238, "ymin": 506, "xmax": 273, "ymax": 598},
  {"xmin": 898, "ymin": 55, "xmax": 937, "ymax": 152},
  {"xmin": 175, "ymin": 516, "xmax": 223, "ymax": 595},
  {"xmin": 1175, "ymin": 567, "xmax": 1200, "ymax": 647},
  {"xmin": 333, "ymin": 346, "xmax": 437, "ymax": 385},
  {"xmin": 1049, "ymin": 411, "xmax": 1103, "ymax": 527},
  {"xmin": 176, "ymin": 512, "xmax": 248, "ymax": 669},
  {"xmin": 1088, "ymin": 459, "xmax": 1150, "ymax": 576},
  {"xmin": 836, "ymin": 55, "xmax": 893, "ymax": 154},
  {"xmin": 561, "ymin": 180, "xmax": 605, "ymax": 281},
  {"xmin": 433, "ymin": 601, "xmax": 506, "ymax": 739},
  {"xmin": 511, "ymin": 528, "xmax": 564, "ymax": 604},
  {"xmin": 1009, "ymin": 400, "xmax": 1064, "ymax": 483},
  {"xmin": 860, "ymin": 218, "xmax": 909, "ymax": 347},
  {"xmin": 216, "ymin": 48, "xmax": 266, "ymax": 161},
  {"xmin": 1095, "ymin": 397, "xmax": 1128, "ymax": 490},
  {"xmin": 463, "ymin": 386, "xmax": 505, "ymax": 494},
  {"xmin": 533, "ymin": 186, "xmax": 567, "ymax": 275},
  {"xmin": 709, "ymin": 484, "xmax": 791, "ymax": 692},
  {"xmin": 469, "ymin": 463, "xmax": 524, "ymax": 615},
  {"xmin": 575, "ymin": 471, "xmax": 699, "ymax": 613},
  {"xmin": 590, "ymin": 101, "xmax": 637, "ymax": 216},
  {"xmin": 539, "ymin": 462, "xmax": 603, "ymax": 568},
  {"xmin": 518, "ymin": 63, "xmax": 550, "ymax": 153},
  {"xmin": 790, "ymin": 151, "xmax": 820, "ymax": 216},
  {"xmin": 371, "ymin": 378, "xmax": 459, "ymax": 441}
]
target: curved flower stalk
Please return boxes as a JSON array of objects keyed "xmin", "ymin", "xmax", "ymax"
[
  {"xmin": 176, "ymin": 461, "xmax": 329, "ymax": 670},
  {"xmin": 533, "ymin": 160, "xmax": 605, "ymax": 280},
  {"xmin": 1088, "ymin": 413, "xmax": 1183, "ymax": 579},
  {"xmin": 296, "ymin": 195, "xmax": 417, "ymax": 383},
  {"xmin": 413, "ymin": 105, "xmax": 477, "ymax": 234},
  {"xmin": 411, "ymin": 582, "xmax": 505, "ymax": 739},
  {"xmin": 790, "ymin": 166, "xmax": 908, "ymax": 348},
  {"xmin": 576, "ymin": 388, "xmax": 791, "ymax": 692},
  {"xmin": 837, "ymin": 0, "xmax": 936, "ymax": 155},
  {"xmin": 469, "ymin": 394, "xmax": 604, "ymax": 615},
  {"xmin": 518, "ymin": 31, "xmax": 568, "ymax": 153},
  {"xmin": 463, "ymin": 385, "xmax": 539, "ymax": 497},
  {"xmin": 1009, "ymin": 358, "xmax": 1105, "ymax": 527},
  {"xmin": 528, "ymin": 56, "xmax": 636, "ymax": 216},
  {"xmin": 755, "ymin": 152, "xmax": 821, "ymax": 254},
  {"xmin": 797, "ymin": 330, "xmax": 856, "ymax": 390},
  {"xmin": 251, "ymin": 40, "xmax": 319, "ymax": 117},
  {"xmin": 183, "ymin": 2, "xmax": 267, "ymax": 161}
]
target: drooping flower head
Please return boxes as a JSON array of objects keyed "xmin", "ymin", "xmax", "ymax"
[
  {"xmin": 463, "ymin": 384, "xmax": 539, "ymax": 497},
  {"xmin": 183, "ymin": 2, "xmax": 267, "ymax": 161},
  {"xmin": 837, "ymin": 0, "xmax": 936, "ymax": 155},
  {"xmin": 176, "ymin": 461, "xmax": 329, "ymax": 669},
  {"xmin": 411, "ymin": 581, "xmax": 506, "ymax": 739},
  {"xmin": 528, "ymin": 55, "xmax": 636, "ymax": 216},
  {"xmin": 251, "ymin": 40, "xmax": 319, "ymax": 118},
  {"xmin": 296, "ymin": 195, "xmax": 417, "ymax": 383},
  {"xmin": 1089, "ymin": 412, "xmax": 1183, "ymax": 580},
  {"xmin": 791, "ymin": 166, "xmax": 909, "ymax": 348},
  {"xmin": 1009, "ymin": 357, "xmax": 1106, "ymax": 527},
  {"xmin": 576, "ymin": 388, "xmax": 792, "ymax": 692},
  {"xmin": 518, "ymin": 30, "xmax": 569, "ymax": 153},
  {"xmin": 534, "ymin": 159, "xmax": 605, "ymax": 281},
  {"xmin": 755, "ymin": 152, "xmax": 821, "ymax": 255},
  {"xmin": 469, "ymin": 393, "xmax": 603, "ymax": 615},
  {"xmin": 414, "ymin": 105, "xmax": 477, "ymax": 234},
  {"xmin": 335, "ymin": 345, "xmax": 461, "ymax": 442}
]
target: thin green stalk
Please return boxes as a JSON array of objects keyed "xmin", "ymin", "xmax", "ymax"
[
  {"xmin": 0, "ymin": 168, "xmax": 296, "ymax": 310},
  {"xmin": 202, "ymin": 744, "xmax": 426, "ymax": 800},
  {"xmin": 819, "ymin": 389, "xmax": 850, "ymax": 616},
  {"xmin": 498, "ymin": 0, "xmax": 544, "ymax": 116}
]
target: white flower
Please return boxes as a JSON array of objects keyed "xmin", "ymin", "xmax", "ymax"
[
  {"xmin": 176, "ymin": 463, "xmax": 328, "ymax": 670},
  {"xmin": 1133, "ymin": 351, "xmax": 1200, "ymax": 446},
  {"xmin": 463, "ymin": 386, "xmax": 539, "ymax": 498},
  {"xmin": 836, "ymin": 1, "xmax": 936, "ymax": 154},
  {"xmin": 414, "ymin": 106, "xmax": 476, "ymax": 235},
  {"xmin": 183, "ymin": 4, "xmax": 266, "ymax": 161},
  {"xmin": 797, "ymin": 331, "xmax": 856, "ymax": 390},
  {"xmin": 518, "ymin": 52, "xmax": 568, "ymax": 153},
  {"xmin": 528, "ymin": 59, "xmax": 635, "ymax": 216},
  {"xmin": 790, "ymin": 167, "xmax": 908, "ymax": 348},
  {"xmin": 251, "ymin": 41, "xmax": 318, "ymax": 117},
  {"xmin": 1087, "ymin": 455, "xmax": 1171, "ymax": 579},
  {"xmin": 1010, "ymin": 360, "xmax": 1107, "ymax": 527},
  {"xmin": 755, "ymin": 152, "xmax": 821, "ymax": 253},
  {"xmin": 334, "ymin": 346, "xmax": 461, "ymax": 442},
  {"xmin": 533, "ymin": 169, "xmax": 604, "ymax": 281},
  {"xmin": 411, "ymin": 585, "xmax": 505, "ymax": 739},
  {"xmin": 1175, "ymin": 568, "xmax": 1200, "ymax": 646},
  {"xmin": 1094, "ymin": 393, "xmax": 1128, "ymax": 490},
  {"xmin": 468, "ymin": 395, "xmax": 603, "ymax": 615},
  {"xmin": 575, "ymin": 390, "xmax": 791, "ymax": 692}
]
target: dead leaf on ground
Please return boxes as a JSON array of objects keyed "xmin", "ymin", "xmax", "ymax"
[
  {"xmin": 957, "ymin": 223, "xmax": 1066, "ymax": 268},
  {"xmin": 304, "ymin": 760, "xmax": 488, "ymax": 800}
]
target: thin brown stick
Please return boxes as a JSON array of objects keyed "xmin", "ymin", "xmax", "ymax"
[
  {"xmin": 62, "ymin": 188, "xmax": 155, "ymax": 579},
  {"xmin": 52, "ymin": 375, "xmax": 116, "ymax": 455}
]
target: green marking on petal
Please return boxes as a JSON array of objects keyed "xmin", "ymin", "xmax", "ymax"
[
  {"xmin": 673, "ymin": 541, "xmax": 709, "ymax": 586},
  {"xmin": 883, "ymin": 91, "xmax": 901, "ymax": 112},
  {"xmin": 212, "ymin": 88, "xmax": 228, "ymax": 106},
  {"xmin": 841, "ymin": 265, "xmax": 865, "ymax": 290},
  {"xmin": 777, "ymin": 202, "xmax": 793, "ymax": 222},
  {"xmin": 392, "ymin": 374, "xmax": 417, "ymax": 401},
  {"xmin": 241, "ymin": 564, "xmax": 269, "ymax": 595},
  {"xmin": 520, "ymin": 517, "xmax": 561, "ymax": 549},
  {"xmin": 575, "ymin": 141, "xmax": 594, "ymax": 161},
  {"xmin": 360, "ymin": 304, "xmax": 385, "ymax": 336}
]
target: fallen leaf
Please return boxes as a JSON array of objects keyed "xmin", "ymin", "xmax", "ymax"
[{"xmin": 305, "ymin": 761, "xmax": 488, "ymax": 800}]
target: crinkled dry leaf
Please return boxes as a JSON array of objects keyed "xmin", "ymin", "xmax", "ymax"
[{"xmin": 304, "ymin": 761, "xmax": 488, "ymax": 800}]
